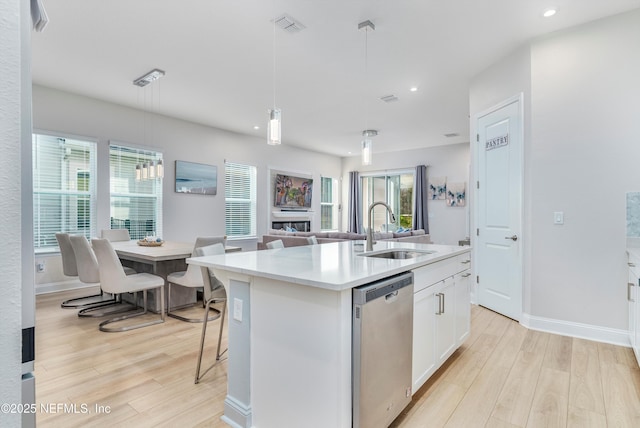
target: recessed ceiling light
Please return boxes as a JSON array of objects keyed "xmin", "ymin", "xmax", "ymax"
[
  {"xmin": 543, "ymin": 9, "xmax": 557, "ymax": 18},
  {"xmin": 253, "ymin": 125, "xmax": 260, "ymax": 130},
  {"xmin": 410, "ymin": 87, "xmax": 418, "ymax": 92}
]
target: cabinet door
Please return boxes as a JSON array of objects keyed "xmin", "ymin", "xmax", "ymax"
[
  {"xmin": 631, "ymin": 265, "xmax": 640, "ymax": 365},
  {"xmin": 455, "ymin": 270, "xmax": 471, "ymax": 346},
  {"xmin": 435, "ymin": 277, "xmax": 456, "ymax": 364},
  {"xmin": 412, "ymin": 285, "xmax": 436, "ymax": 392}
]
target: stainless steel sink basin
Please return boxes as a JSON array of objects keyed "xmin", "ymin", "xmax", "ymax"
[{"xmin": 358, "ymin": 248, "xmax": 436, "ymax": 260}]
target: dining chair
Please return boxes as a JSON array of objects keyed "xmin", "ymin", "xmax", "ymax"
[
  {"xmin": 306, "ymin": 236, "xmax": 318, "ymax": 245},
  {"xmin": 91, "ymin": 238, "xmax": 165, "ymax": 332},
  {"xmin": 193, "ymin": 243, "xmax": 228, "ymax": 384},
  {"xmin": 101, "ymin": 228, "xmax": 131, "ymax": 242},
  {"xmin": 166, "ymin": 236, "xmax": 227, "ymax": 322},
  {"xmin": 57, "ymin": 232, "xmax": 105, "ymax": 309},
  {"xmin": 70, "ymin": 235, "xmax": 137, "ymax": 318},
  {"xmin": 265, "ymin": 239, "xmax": 284, "ymax": 249}
]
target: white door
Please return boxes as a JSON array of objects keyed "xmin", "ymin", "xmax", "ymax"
[{"xmin": 475, "ymin": 96, "xmax": 523, "ymax": 321}]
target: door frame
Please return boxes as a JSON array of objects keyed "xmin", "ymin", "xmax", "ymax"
[{"xmin": 471, "ymin": 93, "xmax": 524, "ymax": 319}]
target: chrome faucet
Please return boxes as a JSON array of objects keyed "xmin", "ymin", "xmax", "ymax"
[{"xmin": 366, "ymin": 201, "xmax": 396, "ymax": 251}]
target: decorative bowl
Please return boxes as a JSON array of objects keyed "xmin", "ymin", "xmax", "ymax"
[{"xmin": 137, "ymin": 239, "xmax": 164, "ymax": 247}]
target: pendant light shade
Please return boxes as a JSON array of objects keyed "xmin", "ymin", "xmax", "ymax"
[
  {"xmin": 362, "ymin": 139, "xmax": 372, "ymax": 166},
  {"xmin": 268, "ymin": 108, "xmax": 282, "ymax": 145},
  {"xmin": 135, "ymin": 164, "xmax": 142, "ymax": 181},
  {"xmin": 156, "ymin": 159, "xmax": 164, "ymax": 178},
  {"xmin": 148, "ymin": 160, "xmax": 156, "ymax": 178},
  {"xmin": 142, "ymin": 162, "xmax": 149, "ymax": 180}
]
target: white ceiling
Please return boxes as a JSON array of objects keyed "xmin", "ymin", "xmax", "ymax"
[{"xmin": 31, "ymin": 0, "xmax": 640, "ymax": 157}]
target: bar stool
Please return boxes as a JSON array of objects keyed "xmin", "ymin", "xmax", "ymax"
[{"xmin": 193, "ymin": 243, "xmax": 228, "ymax": 383}]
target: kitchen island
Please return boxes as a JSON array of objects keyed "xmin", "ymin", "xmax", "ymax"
[{"xmin": 188, "ymin": 240, "xmax": 471, "ymax": 428}]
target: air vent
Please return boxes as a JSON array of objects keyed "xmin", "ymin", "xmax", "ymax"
[
  {"xmin": 273, "ymin": 14, "xmax": 306, "ymax": 33},
  {"xmin": 444, "ymin": 133, "xmax": 460, "ymax": 138},
  {"xmin": 379, "ymin": 94, "xmax": 399, "ymax": 103}
]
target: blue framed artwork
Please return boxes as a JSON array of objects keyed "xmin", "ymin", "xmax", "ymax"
[{"xmin": 175, "ymin": 160, "xmax": 217, "ymax": 195}]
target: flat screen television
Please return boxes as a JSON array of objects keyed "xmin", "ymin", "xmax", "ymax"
[{"xmin": 274, "ymin": 174, "xmax": 313, "ymax": 208}]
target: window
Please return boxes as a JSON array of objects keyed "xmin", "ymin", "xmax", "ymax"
[
  {"xmin": 320, "ymin": 176, "xmax": 337, "ymax": 231},
  {"xmin": 32, "ymin": 133, "xmax": 97, "ymax": 252},
  {"xmin": 109, "ymin": 144, "xmax": 163, "ymax": 240},
  {"xmin": 361, "ymin": 171, "xmax": 414, "ymax": 232},
  {"xmin": 225, "ymin": 162, "xmax": 257, "ymax": 239}
]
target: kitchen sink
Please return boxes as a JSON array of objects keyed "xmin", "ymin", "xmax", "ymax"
[{"xmin": 358, "ymin": 248, "xmax": 436, "ymax": 260}]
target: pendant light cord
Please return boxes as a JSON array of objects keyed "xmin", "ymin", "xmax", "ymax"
[
  {"xmin": 272, "ymin": 9, "xmax": 276, "ymax": 109},
  {"xmin": 364, "ymin": 26, "xmax": 369, "ymax": 130}
]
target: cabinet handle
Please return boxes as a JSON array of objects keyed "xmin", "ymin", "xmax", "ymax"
[
  {"xmin": 462, "ymin": 273, "xmax": 471, "ymax": 278},
  {"xmin": 436, "ymin": 293, "xmax": 444, "ymax": 315},
  {"xmin": 629, "ymin": 282, "xmax": 635, "ymax": 302},
  {"xmin": 461, "ymin": 260, "xmax": 471, "ymax": 264}
]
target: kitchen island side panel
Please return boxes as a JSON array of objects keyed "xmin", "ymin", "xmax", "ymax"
[{"xmin": 250, "ymin": 276, "xmax": 353, "ymax": 427}]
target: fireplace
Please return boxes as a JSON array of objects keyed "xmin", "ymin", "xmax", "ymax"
[{"xmin": 272, "ymin": 220, "xmax": 311, "ymax": 232}]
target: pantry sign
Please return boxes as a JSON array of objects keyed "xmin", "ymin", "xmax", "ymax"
[{"xmin": 486, "ymin": 134, "xmax": 509, "ymax": 151}]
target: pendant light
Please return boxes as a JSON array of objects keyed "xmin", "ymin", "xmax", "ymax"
[
  {"xmin": 359, "ymin": 20, "xmax": 375, "ymax": 165},
  {"xmin": 361, "ymin": 130, "xmax": 377, "ymax": 166},
  {"xmin": 268, "ymin": 11, "xmax": 282, "ymax": 145},
  {"xmin": 133, "ymin": 68, "xmax": 165, "ymax": 179}
]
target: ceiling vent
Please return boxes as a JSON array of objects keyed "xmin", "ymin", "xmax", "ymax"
[
  {"xmin": 273, "ymin": 14, "xmax": 306, "ymax": 33},
  {"xmin": 379, "ymin": 94, "xmax": 399, "ymax": 103},
  {"xmin": 444, "ymin": 133, "xmax": 460, "ymax": 138}
]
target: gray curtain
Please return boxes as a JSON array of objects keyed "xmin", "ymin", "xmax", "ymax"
[
  {"xmin": 413, "ymin": 165, "xmax": 429, "ymax": 233},
  {"xmin": 348, "ymin": 171, "xmax": 362, "ymax": 234}
]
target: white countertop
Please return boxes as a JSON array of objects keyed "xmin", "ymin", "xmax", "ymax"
[{"xmin": 188, "ymin": 240, "xmax": 470, "ymax": 291}]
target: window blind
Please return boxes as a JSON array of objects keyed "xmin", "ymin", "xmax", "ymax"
[
  {"xmin": 225, "ymin": 162, "xmax": 257, "ymax": 238},
  {"xmin": 109, "ymin": 144, "xmax": 163, "ymax": 240},
  {"xmin": 320, "ymin": 176, "xmax": 336, "ymax": 231},
  {"xmin": 33, "ymin": 134, "xmax": 97, "ymax": 252}
]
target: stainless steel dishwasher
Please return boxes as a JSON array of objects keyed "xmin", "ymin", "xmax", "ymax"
[{"xmin": 352, "ymin": 271, "xmax": 414, "ymax": 428}]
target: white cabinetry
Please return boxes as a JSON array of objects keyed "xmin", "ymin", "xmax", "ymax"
[
  {"xmin": 455, "ymin": 270, "xmax": 471, "ymax": 345},
  {"xmin": 411, "ymin": 252, "xmax": 471, "ymax": 393},
  {"xmin": 435, "ymin": 276, "xmax": 456, "ymax": 363},
  {"xmin": 628, "ymin": 251, "xmax": 640, "ymax": 366}
]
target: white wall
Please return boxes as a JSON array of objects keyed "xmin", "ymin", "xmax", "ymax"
[
  {"xmin": 341, "ymin": 143, "xmax": 470, "ymax": 245},
  {"xmin": 0, "ymin": 0, "xmax": 24, "ymax": 421},
  {"xmin": 470, "ymin": 9, "xmax": 640, "ymax": 331},
  {"xmin": 32, "ymin": 85, "xmax": 342, "ymax": 288},
  {"xmin": 529, "ymin": 10, "xmax": 640, "ymax": 329}
]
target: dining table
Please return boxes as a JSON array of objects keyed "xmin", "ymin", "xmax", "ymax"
[{"xmin": 110, "ymin": 240, "xmax": 241, "ymax": 313}]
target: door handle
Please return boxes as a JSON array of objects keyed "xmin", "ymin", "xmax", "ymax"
[
  {"xmin": 629, "ymin": 282, "xmax": 635, "ymax": 302},
  {"xmin": 436, "ymin": 293, "xmax": 444, "ymax": 315},
  {"xmin": 505, "ymin": 235, "xmax": 518, "ymax": 241}
]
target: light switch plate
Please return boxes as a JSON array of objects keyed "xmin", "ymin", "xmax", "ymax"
[
  {"xmin": 554, "ymin": 211, "xmax": 564, "ymax": 225},
  {"xmin": 233, "ymin": 298, "xmax": 243, "ymax": 322}
]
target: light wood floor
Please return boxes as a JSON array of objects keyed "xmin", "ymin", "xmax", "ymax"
[{"xmin": 36, "ymin": 288, "xmax": 640, "ymax": 427}]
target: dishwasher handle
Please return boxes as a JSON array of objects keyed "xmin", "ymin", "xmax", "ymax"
[{"xmin": 385, "ymin": 291, "xmax": 399, "ymax": 303}]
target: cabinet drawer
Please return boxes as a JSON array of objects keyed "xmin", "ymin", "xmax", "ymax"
[{"xmin": 414, "ymin": 254, "xmax": 470, "ymax": 293}]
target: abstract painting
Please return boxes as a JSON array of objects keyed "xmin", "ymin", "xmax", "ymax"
[
  {"xmin": 446, "ymin": 182, "xmax": 466, "ymax": 207},
  {"xmin": 428, "ymin": 176, "xmax": 447, "ymax": 200}
]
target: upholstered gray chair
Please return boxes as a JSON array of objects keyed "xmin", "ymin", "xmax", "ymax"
[
  {"xmin": 101, "ymin": 228, "xmax": 131, "ymax": 242},
  {"xmin": 193, "ymin": 243, "xmax": 228, "ymax": 384},
  {"xmin": 57, "ymin": 232, "xmax": 104, "ymax": 309},
  {"xmin": 265, "ymin": 239, "xmax": 284, "ymax": 249},
  {"xmin": 70, "ymin": 235, "xmax": 137, "ymax": 318},
  {"xmin": 91, "ymin": 238, "xmax": 165, "ymax": 332},
  {"xmin": 166, "ymin": 236, "xmax": 227, "ymax": 322}
]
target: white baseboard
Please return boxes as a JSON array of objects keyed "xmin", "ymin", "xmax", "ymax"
[
  {"xmin": 520, "ymin": 312, "xmax": 630, "ymax": 348},
  {"xmin": 36, "ymin": 279, "xmax": 94, "ymax": 295}
]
